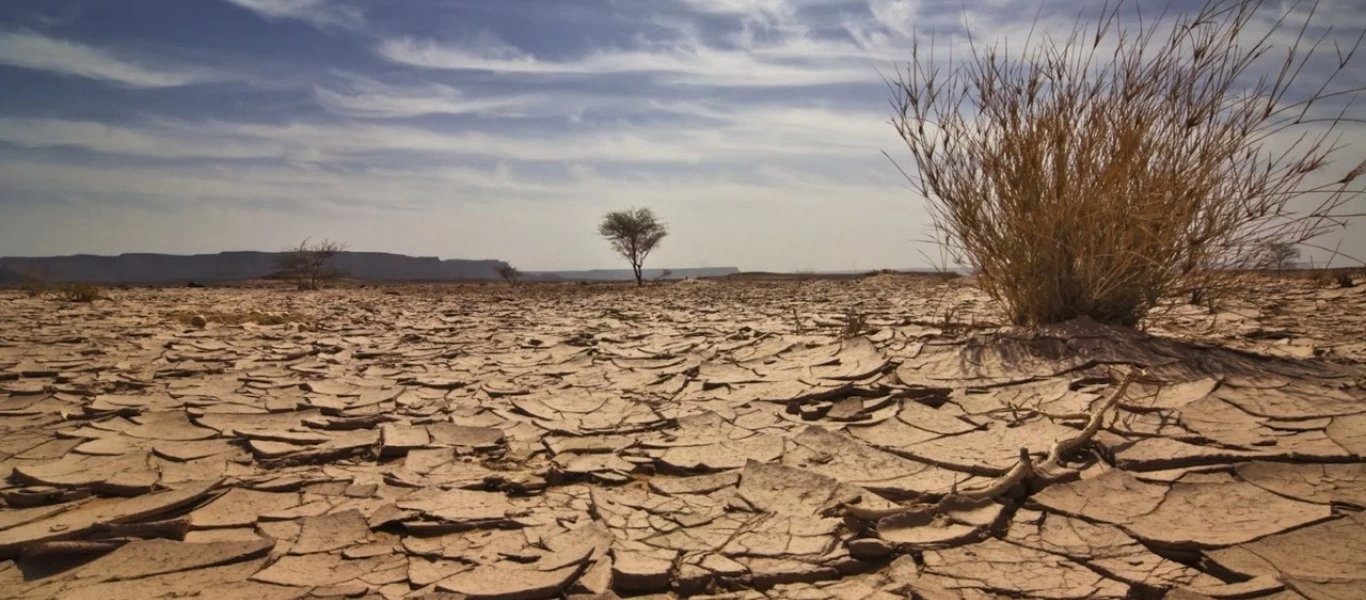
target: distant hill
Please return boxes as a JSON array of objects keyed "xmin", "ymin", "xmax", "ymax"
[
  {"xmin": 0, "ymin": 266, "xmax": 28, "ymax": 285},
  {"xmin": 0, "ymin": 252, "xmax": 508, "ymax": 284},
  {"xmin": 525, "ymin": 268, "xmax": 739, "ymax": 281},
  {"xmin": 0, "ymin": 253, "xmax": 740, "ymax": 285}
]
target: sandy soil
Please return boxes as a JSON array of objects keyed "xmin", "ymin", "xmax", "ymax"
[{"xmin": 1, "ymin": 274, "xmax": 1363, "ymax": 599}]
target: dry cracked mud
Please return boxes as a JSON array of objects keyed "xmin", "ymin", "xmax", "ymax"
[{"xmin": 1, "ymin": 274, "xmax": 1364, "ymax": 599}]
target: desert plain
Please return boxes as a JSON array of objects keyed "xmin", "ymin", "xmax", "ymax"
[{"xmin": 1, "ymin": 273, "xmax": 1364, "ymax": 599}]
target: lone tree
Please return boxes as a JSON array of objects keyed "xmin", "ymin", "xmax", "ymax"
[
  {"xmin": 890, "ymin": 0, "xmax": 1363, "ymax": 327},
  {"xmin": 599, "ymin": 208, "xmax": 668, "ymax": 287},
  {"xmin": 1257, "ymin": 242, "xmax": 1301, "ymax": 273},
  {"xmin": 496, "ymin": 263, "xmax": 521, "ymax": 285},
  {"xmin": 278, "ymin": 238, "xmax": 344, "ymax": 290}
]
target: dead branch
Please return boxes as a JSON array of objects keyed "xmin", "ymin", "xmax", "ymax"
[{"xmin": 843, "ymin": 368, "xmax": 1140, "ymax": 519}]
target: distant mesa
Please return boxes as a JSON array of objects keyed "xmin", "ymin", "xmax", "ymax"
[
  {"xmin": 0, "ymin": 252, "xmax": 738, "ymax": 284},
  {"xmin": 523, "ymin": 268, "xmax": 738, "ymax": 282}
]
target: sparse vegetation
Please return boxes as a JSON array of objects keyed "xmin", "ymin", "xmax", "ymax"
[
  {"xmin": 599, "ymin": 208, "xmax": 668, "ymax": 287},
  {"xmin": 19, "ymin": 274, "xmax": 48, "ymax": 298},
  {"xmin": 1257, "ymin": 242, "xmax": 1302, "ymax": 273},
  {"xmin": 278, "ymin": 238, "xmax": 344, "ymax": 290},
  {"xmin": 839, "ymin": 308, "xmax": 869, "ymax": 338},
  {"xmin": 496, "ymin": 264, "xmax": 522, "ymax": 285},
  {"xmin": 890, "ymin": 0, "xmax": 1364, "ymax": 327},
  {"xmin": 57, "ymin": 284, "xmax": 102, "ymax": 303}
]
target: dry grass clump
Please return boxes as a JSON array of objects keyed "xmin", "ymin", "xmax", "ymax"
[
  {"xmin": 839, "ymin": 308, "xmax": 869, "ymax": 338},
  {"xmin": 1308, "ymin": 268, "xmax": 1358, "ymax": 288},
  {"xmin": 170, "ymin": 310, "xmax": 306, "ymax": 327},
  {"xmin": 57, "ymin": 284, "xmax": 102, "ymax": 303},
  {"xmin": 9, "ymin": 275, "xmax": 102, "ymax": 302},
  {"xmin": 1336, "ymin": 271, "xmax": 1359, "ymax": 288},
  {"xmin": 891, "ymin": 0, "xmax": 1364, "ymax": 326},
  {"xmin": 20, "ymin": 277, "xmax": 48, "ymax": 298}
]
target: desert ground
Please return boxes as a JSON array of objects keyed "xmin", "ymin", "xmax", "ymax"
[{"xmin": 1, "ymin": 274, "xmax": 1363, "ymax": 599}]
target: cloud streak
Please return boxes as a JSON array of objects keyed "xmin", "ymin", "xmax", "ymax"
[
  {"xmin": 220, "ymin": 0, "xmax": 364, "ymax": 30},
  {"xmin": 376, "ymin": 24, "xmax": 900, "ymax": 87},
  {"xmin": 0, "ymin": 102, "xmax": 900, "ymax": 166},
  {"xmin": 0, "ymin": 30, "xmax": 211, "ymax": 88},
  {"xmin": 313, "ymin": 78, "xmax": 548, "ymax": 119}
]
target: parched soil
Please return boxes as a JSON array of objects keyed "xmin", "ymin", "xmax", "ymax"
[{"xmin": 1, "ymin": 275, "xmax": 1363, "ymax": 599}]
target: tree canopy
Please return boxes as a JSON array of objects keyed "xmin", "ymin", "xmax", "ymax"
[{"xmin": 599, "ymin": 208, "xmax": 668, "ymax": 287}]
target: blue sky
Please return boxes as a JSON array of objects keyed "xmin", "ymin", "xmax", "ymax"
[{"xmin": 0, "ymin": 0, "xmax": 1361, "ymax": 271}]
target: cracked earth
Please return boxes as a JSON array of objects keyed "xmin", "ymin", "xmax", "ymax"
[{"xmin": 2, "ymin": 274, "xmax": 1364, "ymax": 600}]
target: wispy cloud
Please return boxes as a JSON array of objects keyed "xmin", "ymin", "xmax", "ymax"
[
  {"xmin": 678, "ymin": 0, "xmax": 796, "ymax": 27},
  {"xmin": 0, "ymin": 30, "xmax": 211, "ymax": 88},
  {"xmin": 678, "ymin": 0, "xmax": 792, "ymax": 16},
  {"xmin": 0, "ymin": 158, "xmax": 560, "ymax": 211},
  {"xmin": 377, "ymin": 29, "xmax": 894, "ymax": 87},
  {"xmin": 0, "ymin": 117, "xmax": 282, "ymax": 159},
  {"xmin": 220, "ymin": 0, "xmax": 364, "ymax": 30},
  {"xmin": 867, "ymin": 0, "xmax": 919, "ymax": 37},
  {"xmin": 313, "ymin": 78, "xmax": 547, "ymax": 119},
  {"xmin": 375, "ymin": 0, "xmax": 922, "ymax": 87},
  {"xmin": 0, "ymin": 105, "xmax": 898, "ymax": 165}
]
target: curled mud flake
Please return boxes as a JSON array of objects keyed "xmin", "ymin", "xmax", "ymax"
[
  {"xmin": 1207, "ymin": 511, "xmax": 1366, "ymax": 584},
  {"xmin": 64, "ymin": 538, "xmax": 276, "ymax": 582},
  {"xmin": 0, "ymin": 479, "xmax": 221, "ymax": 559},
  {"xmin": 288, "ymin": 509, "xmax": 370, "ymax": 555},
  {"xmin": 1237, "ymin": 461, "xmax": 1366, "ymax": 507},
  {"xmin": 1124, "ymin": 480, "xmax": 1332, "ymax": 549},
  {"xmin": 920, "ymin": 538, "xmax": 1130, "ymax": 599},
  {"xmin": 1326, "ymin": 412, "xmax": 1366, "ymax": 457},
  {"xmin": 190, "ymin": 488, "xmax": 302, "ymax": 528}
]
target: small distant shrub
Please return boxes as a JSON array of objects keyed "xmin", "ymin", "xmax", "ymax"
[
  {"xmin": 1337, "ymin": 272, "xmax": 1358, "ymax": 288},
  {"xmin": 277, "ymin": 238, "xmax": 344, "ymax": 290},
  {"xmin": 890, "ymin": 0, "xmax": 1363, "ymax": 326},
  {"xmin": 863, "ymin": 269, "xmax": 901, "ymax": 278},
  {"xmin": 840, "ymin": 308, "xmax": 869, "ymax": 338},
  {"xmin": 1255, "ymin": 242, "xmax": 1301, "ymax": 273},
  {"xmin": 58, "ymin": 284, "xmax": 102, "ymax": 303},
  {"xmin": 496, "ymin": 264, "xmax": 521, "ymax": 285},
  {"xmin": 19, "ymin": 275, "xmax": 48, "ymax": 298}
]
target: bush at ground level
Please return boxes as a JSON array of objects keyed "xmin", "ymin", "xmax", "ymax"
[
  {"xmin": 891, "ymin": 0, "xmax": 1363, "ymax": 326},
  {"xmin": 57, "ymin": 284, "xmax": 102, "ymax": 303}
]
